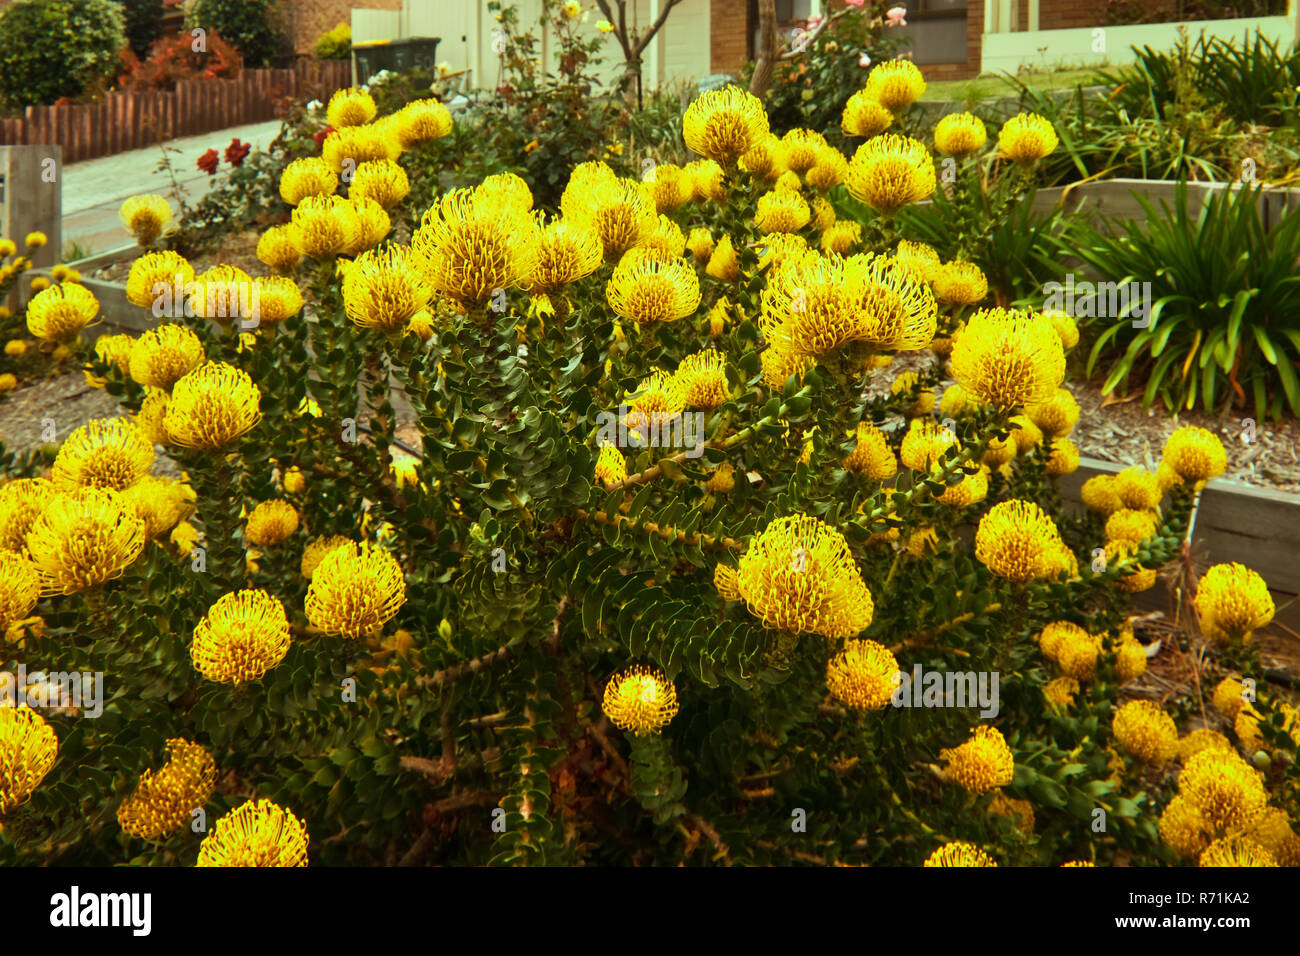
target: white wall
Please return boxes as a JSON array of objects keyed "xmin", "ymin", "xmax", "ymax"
[{"xmin": 980, "ymin": 14, "xmax": 1294, "ymax": 74}]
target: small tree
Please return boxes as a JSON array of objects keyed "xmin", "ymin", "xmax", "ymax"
[{"xmin": 593, "ymin": 0, "xmax": 686, "ymax": 109}]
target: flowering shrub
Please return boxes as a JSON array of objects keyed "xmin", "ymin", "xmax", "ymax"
[
  {"xmin": 313, "ymin": 22, "xmax": 351, "ymax": 61},
  {"xmin": 0, "ymin": 0, "xmax": 126, "ymax": 111},
  {"xmin": 0, "ymin": 65, "xmax": 1293, "ymax": 868},
  {"xmin": 187, "ymin": 0, "xmax": 282, "ymax": 68},
  {"xmin": 117, "ymin": 28, "xmax": 242, "ymax": 92}
]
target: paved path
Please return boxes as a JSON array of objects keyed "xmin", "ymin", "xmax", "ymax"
[{"xmin": 60, "ymin": 118, "xmax": 284, "ymax": 258}]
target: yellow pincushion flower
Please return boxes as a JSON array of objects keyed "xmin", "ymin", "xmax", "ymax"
[
  {"xmin": 636, "ymin": 215, "xmax": 687, "ymax": 261},
  {"xmin": 806, "ymin": 149, "xmax": 847, "ymax": 193},
  {"xmin": 347, "ymin": 158, "xmax": 410, "ymax": 209},
  {"xmin": 251, "ymin": 276, "xmax": 304, "ymax": 324},
  {"xmin": 606, "ymin": 256, "xmax": 701, "ymax": 325},
  {"xmin": 1178, "ymin": 728, "xmax": 1233, "ymax": 762},
  {"xmin": 1102, "ymin": 538, "xmax": 1156, "ymax": 592},
  {"xmin": 941, "ymin": 726, "xmax": 1014, "ymax": 793},
  {"xmin": 625, "ymin": 371, "xmax": 685, "ymax": 438},
  {"xmin": 326, "ymin": 87, "xmax": 377, "ymax": 128},
  {"xmin": 0, "ymin": 706, "xmax": 58, "ymax": 813},
  {"xmin": 1037, "ymin": 620, "xmax": 1088, "ymax": 658},
  {"xmin": 1179, "ymin": 749, "xmax": 1269, "ymax": 834},
  {"xmin": 682, "ymin": 85, "xmax": 769, "ymax": 164},
  {"xmin": 1045, "ymin": 310, "xmax": 1079, "ymax": 349},
  {"xmin": 890, "ymin": 371, "xmax": 935, "ymax": 415},
  {"xmin": 820, "ymin": 221, "xmax": 862, "ymax": 256},
  {"xmin": 191, "ymin": 589, "xmax": 291, "ymax": 684},
  {"xmin": 244, "ymin": 500, "xmax": 299, "ymax": 548},
  {"xmin": 305, "ymin": 541, "xmax": 406, "ymax": 638},
  {"xmin": 1242, "ymin": 807, "xmax": 1300, "ymax": 867},
  {"xmin": 1104, "ymin": 509, "xmax": 1158, "ymax": 551},
  {"xmin": 50, "ymin": 417, "xmax": 153, "ymax": 492},
  {"xmin": 934, "ymin": 111, "xmax": 987, "ymax": 158},
  {"xmin": 975, "ymin": 499, "xmax": 1065, "ymax": 582},
  {"xmin": 164, "ymin": 362, "xmax": 261, "ymax": 451},
  {"xmin": 1115, "ymin": 636, "xmax": 1148, "ymax": 683},
  {"xmin": 841, "ymin": 90, "xmax": 893, "ymax": 138},
  {"xmin": 301, "ymin": 535, "xmax": 353, "ymax": 580},
  {"xmin": 602, "ymin": 665, "xmax": 679, "ymax": 735},
  {"xmin": 1212, "ymin": 677, "xmax": 1246, "ymax": 719},
  {"xmin": 256, "ymin": 224, "xmax": 303, "ymax": 273},
  {"xmin": 1199, "ymin": 835, "xmax": 1278, "ymax": 868},
  {"xmin": 291, "ymin": 194, "xmax": 359, "ymax": 259},
  {"xmin": 0, "ymin": 478, "xmax": 55, "ymax": 553},
  {"xmin": 118, "ymin": 194, "xmax": 172, "ymax": 246},
  {"xmin": 755, "ymin": 188, "xmax": 811, "ymax": 234},
  {"xmin": 25, "ymin": 283, "xmax": 98, "ymax": 343},
  {"xmin": 563, "ymin": 177, "xmax": 657, "ymax": 261},
  {"xmin": 931, "ymin": 260, "xmax": 988, "ymax": 307},
  {"xmin": 982, "ymin": 435, "xmax": 1015, "ymax": 467},
  {"xmin": 25, "ymin": 488, "xmax": 146, "ymax": 594},
  {"xmin": 705, "ymin": 234, "xmax": 740, "ymax": 282},
  {"xmin": 0, "ymin": 550, "xmax": 40, "ymax": 633},
  {"xmin": 1109, "ymin": 467, "xmax": 1161, "ymax": 510},
  {"xmin": 776, "ymin": 129, "xmax": 826, "ymax": 176},
  {"xmin": 899, "ymin": 418, "xmax": 956, "ymax": 471},
  {"xmin": 128, "ymin": 324, "xmax": 204, "ymax": 391},
  {"xmin": 395, "ymin": 98, "xmax": 453, "ymax": 146},
  {"xmin": 279, "ymin": 157, "xmax": 339, "ymax": 206},
  {"xmin": 686, "ymin": 228, "xmax": 715, "ymax": 264},
  {"xmin": 924, "ymin": 842, "xmax": 997, "ymax": 867},
  {"xmin": 642, "ymin": 163, "xmax": 690, "ymax": 215},
  {"xmin": 760, "ymin": 345, "xmax": 810, "ymax": 390},
  {"xmin": 1160, "ymin": 425, "xmax": 1226, "ymax": 484},
  {"xmin": 1193, "ymin": 563, "xmax": 1274, "ymax": 643},
  {"xmin": 119, "ymin": 475, "xmax": 191, "ymax": 539},
  {"xmin": 892, "ymin": 240, "xmax": 941, "ymax": 283},
  {"xmin": 826, "ymin": 638, "xmax": 900, "ymax": 711},
  {"xmin": 1044, "ymin": 437, "xmax": 1079, "ymax": 476},
  {"xmin": 731, "ymin": 515, "xmax": 874, "ymax": 639},
  {"xmin": 187, "ymin": 264, "xmax": 255, "ymax": 322},
  {"xmin": 864, "ymin": 59, "xmax": 927, "ymax": 112},
  {"xmin": 594, "ymin": 444, "xmax": 627, "ymax": 488},
  {"xmin": 843, "ymin": 423, "xmax": 897, "ymax": 480},
  {"xmin": 1006, "ymin": 415, "xmax": 1041, "ymax": 453},
  {"xmin": 937, "ymin": 465, "xmax": 989, "ymax": 507},
  {"xmin": 705, "ymin": 461, "xmax": 735, "ymax": 492},
  {"xmin": 322, "ymin": 123, "xmax": 399, "ymax": 172},
  {"xmin": 125, "ymin": 250, "xmax": 193, "ymax": 309},
  {"xmin": 343, "ymin": 196, "xmax": 391, "ymax": 255},
  {"xmin": 1080, "ymin": 474, "xmax": 1123, "ymax": 516},
  {"xmin": 1112, "ymin": 700, "xmax": 1178, "ymax": 764},
  {"xmin": 1159, "ymin": 794, "xmax": 1214, "ymax": 858},
  {"xmin": 133, "ymin": 389, "xmax": 170, "ymax": 446},
  {"xmin": 90, "ymin": 334, "xmax": 132, "ymax": 377},
  {"xmin": 1026, "ymin": 388, "xmax": 1080, "ymax": 437},
  {"xmin": 674, "ymin": 350, "xmax": 729, "ymax": 409},
  {"xmin": 988, "ymin": 792, "xmax": 1035, "ymax": 834},
  {"xmin": 950, "ymin": 308, "xmax": 1065, "ymax": 409},
  {"xmin": 714, "ymin": 563, "xmax": 742, "ymax": 601},
  {"xmin": 1043, "ymin": 676, "xmax": 1079, "ymax": 710},
  {"xmin": 529, "ymin": 219, "xmax": 603, "ymax": 294},
  {"xmin": 118, "ymin": 738, "xmax": 216, "ymax": 839},
  {"xmin": 342, "ymin": 245, "xmax": 432, "ymax": 330},
  {"xmin": 998, "ymin": 112, "xmax": 1059, "ymax": 165},
  {"xmin": 413, "ymin": 188, "xmax": 540, "ymax": 308},
  {"xmin": 197, "ymin": 799, "xmax": 309, "ymax": 867},
  {"xmin": 739, "ymin": 133, "xmax": 785, "ymax": 182},
  {"xmin": 846, "ymin": 134, "xmax": 936, "ymax": 216}
]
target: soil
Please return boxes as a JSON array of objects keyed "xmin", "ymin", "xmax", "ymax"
[{"xmin": 91, "ymin": 228, "xmax": 267, "ymax": 283}]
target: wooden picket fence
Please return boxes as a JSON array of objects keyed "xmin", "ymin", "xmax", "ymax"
[{"xmin": 0, "ymin": 60, "xmax": 351, "ymax": 164}]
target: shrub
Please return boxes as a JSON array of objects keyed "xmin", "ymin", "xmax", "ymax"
[
  {"xmin": 2, "ymin": 78, "xmax": 1289, "ymax": 869},
  {"xmin": 314, "ymin": 22, "xmax": 351, "ymax": 61},
  {"xmin": 0, "ymin": 0, "xmax": 126, "ymax": 111},
  {"xmin": 117, "ymin": 29, "xmax": 242, "ymax": 92},
  {"xmin": 116, "ymin": 0, "xmax": 164, "ymax": 59},
  {"xmin": 187, "ymin": 0, "xmax": 282, "ymax": 68}
]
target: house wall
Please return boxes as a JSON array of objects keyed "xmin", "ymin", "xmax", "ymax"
[{"xmin": 1037, "ymin": 0, "xmax": 1110, "ymax": 31}]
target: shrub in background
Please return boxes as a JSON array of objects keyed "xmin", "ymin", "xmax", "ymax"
[
  {"xmin": 188, "ymin": 0, "xmax": 282, "ymax": 68},
  {"xmin": 116, "ymin": 0, "xmax": 164, "ymax": 59},
  {"xmin": 0, "ymin": 0, "xmax": 127, "ymax": 111},
  {"xmin": 117, "ymin": 29, "xmax": 242, "ymax": 92},
  {"xmin": 314, "ymin": 22, "xmax": 351, "ymax": 61}
]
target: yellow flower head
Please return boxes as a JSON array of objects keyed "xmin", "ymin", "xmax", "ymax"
[
  {"xmin": 562, "ymin": 177, "xmax": 657, "ymax": 261},
  {"xmin": 187, "ymin": 264, "xmax": 255, "ymax": 322},
  {"xmin": 686, "ymin": 228, "xmax": 715, "ymax": 264},
  {"xmin": 128, "ymin": 324, "xmax": 204, "ymax": 390},
  {"xmin": 864, "ymin": 59, "xmax": 926, "ymax": 112},
  {"xmin": 674, "ymin": 350, "xmax": 729, "ymax": 409},
  {"xmin": 1112, "ymin": 699, "xmax": 1178, "ymax": 763},
  {"xmin": 1105, "ymin": 508, "xmax": 1159, "ymax": 547},
  {"xmin": 705, "ymin": 460, "xmax": 735, "ymax": 492},
  {"xmin": 1080, "ymin": 474, "xmax": 1123, "ymax": 516},
  {"xmin": 279, "ymin": 157, "xmax": 339, "ymax": 205},
  {"xmin": 0, "ymin": 706, "xmax": 58, "ymax": 813},
  {"xmin": 197, "ymin": 799, "xmax": 309, "ymax": 867},
  {"xmin": 244, "ymin": 500, "xmax": 299, "ymax": 548},
  {"xmin": 133, "ymin": 388, "xmax": 171, "ymax": 446},
  {"xmin": 342, "ymin": 245, "xmax": 432, "ymax": 330},
  {"xmin": 305, "ymin": 541, "xmax": 406, "ymax": 638},
  {"xmin": 1199, "ymin": 835, "xmax": 1278, "ymax": 868},
  {"xmin": 705, "ymin": 234, "xmax": 740, "ymax": 282},
  {"xmin": 739, "ymin": 133, "xmax": 786, "ymax": 182},
  {"xmin": 251, "ymin": 276, "xmax": 304, "ymax": 324},
  {"xmin": 1211, "ymin": 677, "xmax": 1246, "ymax": 719},
  {"xmin": 191, "ymin": 589, "xmax": 291, "ymax": 684},
  {"xmin": 1044, "ymin": 437, "xmax": 1079, "ymax": 475},
  {"xmin": 941, "ymin": 726, "xmax": 1014, "ymax": 793},
  {"xmin": 349, "ymin": 158, "xmax": 410, "ymax": 209},
  {"xmin": 1162, "ymin": 426, "xmax": 1227, "ymax": 485},
  {"xmin": 998, "ymin": 112, "xmax": 1059, "ymax": 165},
  {"xmin": 125, "ymin": 251, "xmax": 194, "ymax": 309},
  {"xmin": 606, "ymin": 255, "xmax": 700, "ymax": 325},
  {"xmin": 841, "ymin": 90, "xmax": 893, "ymax": 138},
  {"xmin": 755, "ymin": 188, "xmax": 811, "ymax": 234},
  {"xmin": 1111, "ymin": 466, "xmax": 1162, "ymax": 511},
  {"xmin": 930, "ymin": 260, "xmax": 988, "ymax": 307},
  {"xmin": 291, "ymin": 194, "xmax": 359, "ymax": 258},
  {"xmin": 322, "ymin": 123, "xmax": 399, "ymax": 172},
  {"xmin": 778, "ymin": 128, "xmax": 827, "ymax": 175},
  {"xmin": 1193, "ymin": 563, "xmax": 1274, "ymax": 643},
  {"xmin": 636, "ymin": 214, "xmax": 687, "ymax": 261},
  {"xmin": 1043, "ymin": 675, "xmax": 1079, "ymax": 710},
  {"xmin": 50, "ymin": 417, "xmax": 153, "ymax": 492},
  {"xmin": 988, "ymin": 792, "xmax": 1035, "ymax": 834},
  {"xmin": 937, "ymin": 464, "xmax": 989, "ymax": 507},
  {"xmin": 1159, "ymin": 794, "xmax": 1214, "ymax": 858},
  {"xmin": 934, "ymin": 111, "xmax": 987, "ymax": 158},
  {"xmin": 1115, "ymin": 636, "xmax": 1148, "ymax": 683},
  {"xmin": 976, "ymin": 499, "xmax": 1065, "ymax": 582},
  {"xmin": 1178, "ymin": 749, "xmax": 1268, "ymax": 833},
  {"xmin": 642, "ymin": 163, "xmax": 690, "ymax": 215},
  {"xmin": 395, "ymin": 98, "xmax": 453, "ymax": 147},
  {"xmin": 951, "ymin": 308, "xmax": 1065, "ymax": 409},
  {"xmin": 1241, "ymin": 807, "xmax": 1300, "ymax": 867},
  {"xmin": 1178, "ymin": 728, "xmax": 1233, "ymax": 762},
  {"xmin": 899, "ymin": 418, "xmax": 957, "ymax": 472},
  {"xmin": 924, "ymin": 842, "xmax": 997, "ymax": 867},
  {"xmin": 343, "ymin": 196, "xmax": 391, "ymax": 255},
  {"xmin": 1045, "ymin": 310, "xmax": 1079, "ymax": 349},
  {"xmin": 1026, "ymin": 388, "xmax": 1080, "ymax": 437},
  {"xmin": 892, "ymin": 240, "xmax": 941, "ymax": 283},
  {"xmin": 413, "ymin": 188, "xmax": 540, "ymax": 308},
  {"xmin": 119, "ymin": 475, "xmax": 191, "ymax": 539},
  {"xmin": 25, "ymin": 282, "xmax": 98, "ymax": 343},
  {"xmin": 326, "ymin": 87, "xmax": 377, "ymax": 128},
  {"xmin": 0, "ymin": 478, "xmax": 56, "ymax": 553},
  {"xmin": 117, "ymin": 738, "xmax": 216, "ymax": 839},
  {"xmin": 843, "ymin": 422, "xmax": 897, "ymax": 480},
  {"xmin": 594, "ymin": 443, "xmax": 627, "ymax": 488},
  {"xmin": 846, "ymin": 134, "xmax": 936, "ymax": 216},
  {"xmin": 733, "ymin": 515, "xmax": 874, "ymax": 639},
  {"xmin": 529, "ymin": 218, "xmax": 603, "ymax": 294},
  {"xmin": 820, "ymin": 221, "xmax": 862, "ymax": 256},
  {"xmin": 163, "ymin": 362, "xmax": 261, "ymax": 450},
  {"xmin": 256, "ymin": 224, "xmax": 303, "ymax": 273},
  {"xmin": 602, "ymin": 665, "xmax": 679, "ymax": 735},
  {"xmin": 682, "ymin": 85, "xmax": 770, "ymax": 164},
  {"xmin": 0, "ymin": 550, "xmax": 40, "ymax": 633},
  {"xmin": 826, "ymin": 638, "xmax": 900, "ymax": 710},
  {"xmin": 118, "ymin": 194, "xmax": 172, "ymax": 246},
  {"xmin": 301, "ymin": 535, "xmax": 353, "ymax": 580},
  {"xmin": 25, "ymin": 488, "xmax": 146, "ymax": 594}
]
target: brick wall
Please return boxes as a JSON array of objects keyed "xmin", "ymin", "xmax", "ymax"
[
  {"xmin": 711, "ymin": 0, "xmax": 750, "ymax": 74},
  {"xmin": 919, "ymin": 0, "xmax": 983, "ymax": 81},
  {"xmin": 1038, "ymin": 0, "xmax": 1112, "ymax": 31},
  {"xmin": 282, "ymin": 0, "xmax": 403, "ymax": 55}
]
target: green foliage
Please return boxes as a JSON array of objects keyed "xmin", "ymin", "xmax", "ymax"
[
  {"xmin": 188, "ymin": 0, "xmax": 282, "ymax": 68},
  {"xmin": 1059, "ymin": 182, "xmax": 1300, "ymax": 420},
  {"xmin": 313, "ymin": 22, "xmax": 351, "ymax": 61},
  {"xmin": 115, "ymin": 0, "xmax": 164, "ymax": 59},
  {"xmin": 0, "ymin": 0, "xmax": 126, "ymax": 112}
]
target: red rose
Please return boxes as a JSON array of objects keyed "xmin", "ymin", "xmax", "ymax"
[
  {"xmin": 224, "ymin": 138, "xmax": 251, "ymax": 167},
  {"xmin": 313, "ymin": 125, "xmax": 336, "ymax": 147},
  {"xmin": 197, "ymin": 148, "xmax": 220, "ymax": 175}
]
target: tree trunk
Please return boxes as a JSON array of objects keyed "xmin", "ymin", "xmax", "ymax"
[{"xmin": 749, "ymin": 0, "xmax": 778, "ymax": 98}]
